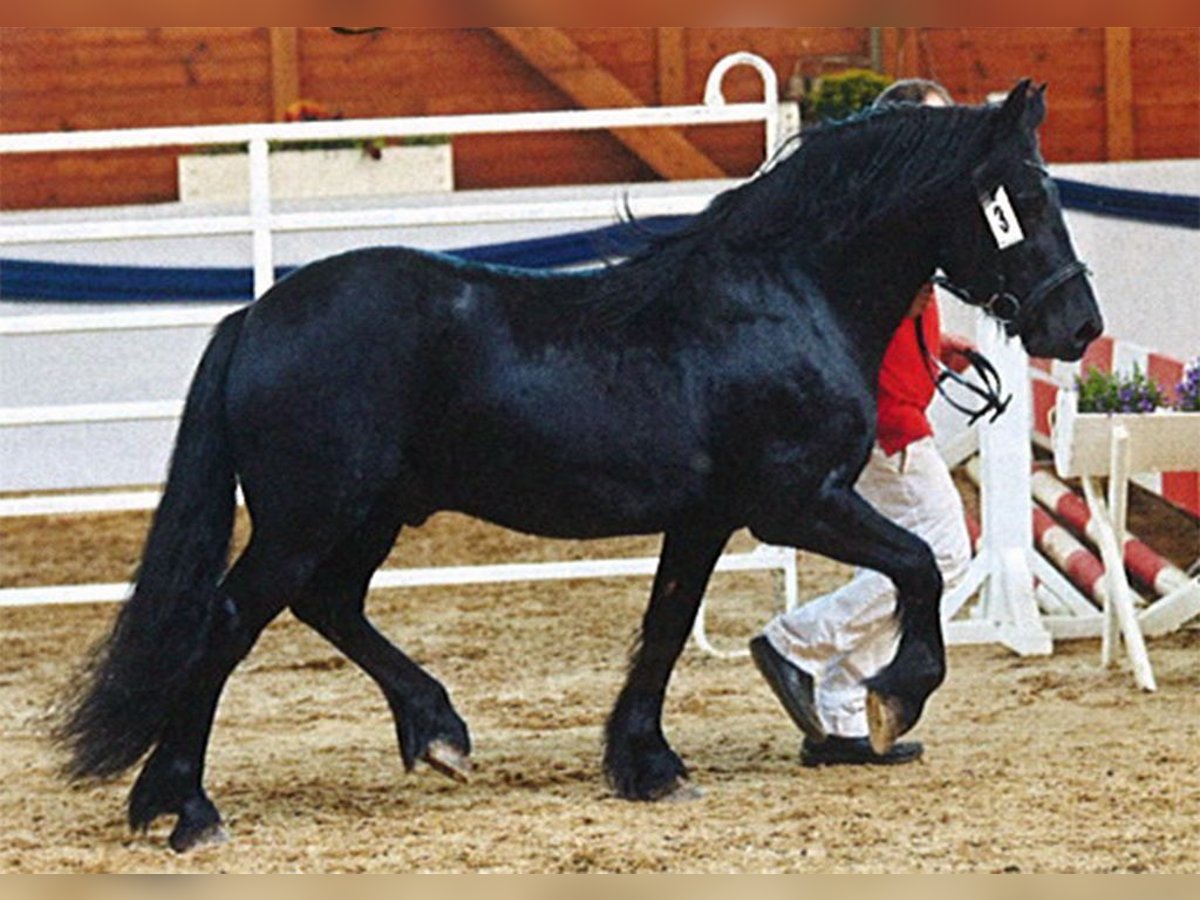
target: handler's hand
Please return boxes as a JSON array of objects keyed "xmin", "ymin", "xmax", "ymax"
[
  {"xmin": 906, "ymin": 284, "xmax": 935, "ymax": 319},
  {"xmin": 940, "ymin": 332, "xmax": 975, "ymax": 373}
]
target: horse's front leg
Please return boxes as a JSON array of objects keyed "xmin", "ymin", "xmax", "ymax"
[
  {"xmin": 752, "ymin": 483, "xmax": 945, "ymax": 755},
  {"xmin": 604, "ymin": 523, "xmax": 730, "ymax": 801}
]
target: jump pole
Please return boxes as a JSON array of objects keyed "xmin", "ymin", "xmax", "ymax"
[
  {"xmin": 1030, "ymin": 467, "xmax": 1191, "ymax": 598},
  {"xmin": 963, "ymin": 457, "xmax": 1148, "ymax": 612}
]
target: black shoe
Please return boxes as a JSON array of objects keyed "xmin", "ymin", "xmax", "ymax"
[
  {"xmin": 800, "ymin": 735, "xmax": 924, "ymax": 767},
  {"xmin": 749, "ymin": 635, "xmax": 826, "ymax": 743}
]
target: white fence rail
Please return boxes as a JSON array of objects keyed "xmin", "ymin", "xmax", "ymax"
[{"xmin": 1, "ymin": 52, "xmax": 795, "ymax": 298}]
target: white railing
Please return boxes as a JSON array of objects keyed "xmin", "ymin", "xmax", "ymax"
[
  {"xmin": 1, "ymin": 64, "xmax": 796, "ymax": 297},
  {"xmin": 0, "ymin": 53, "xmax": 802, "ymax": 654}
]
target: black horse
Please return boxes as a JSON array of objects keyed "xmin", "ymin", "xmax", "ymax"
[{"xmin": 57, "ymin": 81, "xmax": 1101, "ymax": 851}]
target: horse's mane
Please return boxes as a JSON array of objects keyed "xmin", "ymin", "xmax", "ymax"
[{"xmin": 579, "ymin": 102, "xmax": 1009, "ymax": 325}]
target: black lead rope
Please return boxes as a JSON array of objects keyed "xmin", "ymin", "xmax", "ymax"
[{"xmin": 914, "ymin": 315, "xmax": 1012, "ymax": 425}]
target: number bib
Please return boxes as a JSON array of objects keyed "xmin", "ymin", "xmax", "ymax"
[{"xmin": 982, "ymin": 185, "xmax": 1025, "ymax": 249}]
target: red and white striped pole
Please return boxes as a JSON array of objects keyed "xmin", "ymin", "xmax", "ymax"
[
  {"xmin": 963, "ymin": 459, "xmax": 1148, "ymax": 610},
  {"xmin": 1029, "ymin": 504, "xmax": 1142, "ymax": 609},
  {"xmin": 1030, "ymin": 468, "xmax": 1189, "ymax": 598}
]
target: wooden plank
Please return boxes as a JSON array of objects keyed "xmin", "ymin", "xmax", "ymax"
[
  {"xmin": 299, "ymin": 29, "xmax": 562, "ymax": 116},
  {"xmin": 0, "ymin": 27, "xmax": 266, "ymax": 62},
  {"xmin": 1134, "ymin": 107, "xmax": 1200, "ymax": 158},
  {"xmin": 1037, "ymin": 101, "xmax": 1107, "ymax": 162},
  {"xmin": 3, "ymin": 27, "xmax": 1196, "ymax": 208},
  {"xmin": 3, "ymin": 87, "xmax": 273, "ymax": 131},
  {"xmin": 565, "ymin": 28, "xmax": 658, "ymax": 59},
  {"xmin": 883, "ymin": 27, "xmax": 921, "ymax": 79},
  {"xmin": 1131, "ymin": 28, "xmax": 1200, "ymax": 103},
  {"xmin": 880, "ymin": 27, "xmax": 902, "ymax": 76},
  {"xmin": 656, "ymin": 28, "xmax": 689, "ymax": 105},
  {"xmin": 565, "ymin": 28, "xmax": 658, "ymax": 68},
  {"xmin": 300, "ymin": 66, "xmax": 559, "ymax": 114},
  {"xmin": 1, "ymin": 58, "xmax": 271, "ymax": 96},
  {"xmin": 452, "ymin": 132, "xmax": 654, "ymax": 189},
  {"xmin": 1, "ymin": 26, "xmax": 253, "ymax": 49},
  {"xmin": 270, "ymin": 27, "xmax": 301, "ymax": 121},
  {"xmin": 569, "ymin": 29, "xmax": 659, "ymax": 101},
  {"xmin": 913, "ymin": 27, "xmax": 1105, "ymax": 102},
  {"xmin": 1130, "ymin": 28, "xmax": 1199, "ymax": 159},
  {"xmin": 489, "ymin": 26, "xmax": 724, "ymax": 180},
  {"xmin": 686, "ymin": 26, "xmax": 865, "ymax": 61},
  {"xmin": 0, "ymin": 153, "xmax": 178, "ymax": 210},
  {"xmin": 1104, "ymin": 27, "xmax": 1135, "ymax": 160},
  {"xmin": 300, "ymin": 26, "xmax": 489, "ymax": 59}
]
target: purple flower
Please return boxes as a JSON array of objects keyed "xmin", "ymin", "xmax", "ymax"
[{"xmin": 1175, "ymin": 358, "xmax": 1200, "ymax": 412}]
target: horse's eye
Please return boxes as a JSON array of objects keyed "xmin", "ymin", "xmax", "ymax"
[{"xmin": 1014, "ymin": 189, "xmax": 1047, "ymax": 210}]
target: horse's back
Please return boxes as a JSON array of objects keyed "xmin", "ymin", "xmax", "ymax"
[{"xmin": 218, "ymin": 244, "xmax": 877, "ymax": 540}]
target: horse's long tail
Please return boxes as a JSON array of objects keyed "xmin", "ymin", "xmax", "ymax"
[{"xmin": 56, "ymin": 308, "xmax": 249, "ymax": 780}]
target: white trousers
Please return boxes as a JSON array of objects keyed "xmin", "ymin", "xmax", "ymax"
[{"xmin": 762, "ymin": 436, "xmax": 971, "ymax": 737}]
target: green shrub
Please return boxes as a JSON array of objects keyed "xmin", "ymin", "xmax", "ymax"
[{"xmin": 808, "ymin": 69, "xmax": 893, "ymax": 123}]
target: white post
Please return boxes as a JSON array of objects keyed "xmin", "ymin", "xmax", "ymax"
[
  {"xmin": 247, "ymin": 137, "xmax": 274, "ymax": 298},
  {"xmin": 1084, "ymin": 426, "xmax": 1157, "ymax": 690},
  {"xmin": 782, "ymin": 547, "xmax": 799, "ymax": 613},
  {"xmin": 976, "ymin": 321, "xmax": 1053, "ymax": 655}
]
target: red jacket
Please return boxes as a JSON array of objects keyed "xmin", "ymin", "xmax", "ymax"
[{"xmin": 876, "ymin": 294, "xmax": 940, "ymax": 456}]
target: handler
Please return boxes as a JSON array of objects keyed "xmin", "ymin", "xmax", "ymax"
[{"xmin": 750, "ymin": 78, "xmax": 974, "ymax": 766}]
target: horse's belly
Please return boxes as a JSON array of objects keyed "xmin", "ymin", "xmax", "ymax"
[{"xmin": 418, "ymin": 411, "xmax": 710, "ymax": 539}]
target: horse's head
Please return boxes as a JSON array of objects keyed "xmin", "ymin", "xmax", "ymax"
[{"xmin": 936, "ymin": 80, "xmax": 1103, "ymax": 361}]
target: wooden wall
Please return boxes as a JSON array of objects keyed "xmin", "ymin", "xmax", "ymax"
[
  {"xmin": 1, "ymin": 27, "xmax": 1196, "ymax": 211},
  {"xmin": 882, "ymin": 26, "xmax": 1200, "ymax": 164}
]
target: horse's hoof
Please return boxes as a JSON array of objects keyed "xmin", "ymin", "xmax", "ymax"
[
  {"xmin": 866, "ymin": 691, "xmax": 904, "ymax": 755},
  {"xmin": 424, "ymin": 739, "xmax": 472, "ymax": 783},
  {"xmin": 168, "ymin": 820, "xmax": 228, "ymax": 854},
  {"xmin": 651, "ymin": 777, "xmax": 704, "ymax": 803}
]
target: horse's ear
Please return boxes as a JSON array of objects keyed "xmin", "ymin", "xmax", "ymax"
[
  {"xmin": 1026, "ymin": 82, "xmax": 1048, "ymax": 129},
  {"xmin": 996, "ymin": 78, "xmax": 1044, "ymax": 134}
]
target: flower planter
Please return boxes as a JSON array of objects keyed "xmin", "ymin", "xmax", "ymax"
[
  {"xmin": 177, "ymin": 144, "xmax": 454, "ymax": 203},
  {"xmin": 1051, "ymin": 389, "xmax": 1200, "ymax": 479},
  {"xmin": 1049, "ymin": 386, "xmax": 1200, "ymax": 693}
]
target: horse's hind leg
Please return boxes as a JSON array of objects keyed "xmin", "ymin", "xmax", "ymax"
[
  {"xmin": 604, "ymin": 523, "xmax": 730, "ymax": 801},
  {"xmin": 752, "ymin": 486, "xmax": 945, "ymax": 755},
  {"xmin": 126, "ymin": 533, "xmax": 320, "ymax": 852},
  {"xmin": 289, "ymin": 506, "xmax": 471, "ymax": 782}
]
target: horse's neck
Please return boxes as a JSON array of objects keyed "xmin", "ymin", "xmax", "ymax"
[
  {"xmin": 776, "ymin": 115, "xmax": 974, "ymax": 365},
  {"xmin": 808, "ymin": 226, "xmax": 939, "ymax": 369}
]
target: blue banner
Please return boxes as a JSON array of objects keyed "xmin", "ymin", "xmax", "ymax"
[{"xmin": 2, "ymin": 179, "xmax": 1195, "ymax": 302}]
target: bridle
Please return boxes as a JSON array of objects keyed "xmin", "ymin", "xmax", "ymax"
[
  {"xmin": 919, "ymin": 261, "xmax": 1091, "ymax": 426},
  {"xmin": 930, "ymin": 259, "xmax": 1091, "ymax": 338},
  {"xmin": 916, "ymin": 159, "xmax": 1093, "ymax": 424}
]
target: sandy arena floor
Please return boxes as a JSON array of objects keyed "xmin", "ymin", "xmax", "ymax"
[{"xmin": 1, "ymin": 501, "xmax": 1197, "ymax": 873}]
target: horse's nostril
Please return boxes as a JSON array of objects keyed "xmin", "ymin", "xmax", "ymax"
[{"xmin": 1075, "ymin": 316, "xmax": 1103, "ymax": 346}]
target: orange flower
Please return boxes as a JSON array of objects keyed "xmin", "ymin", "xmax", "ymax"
[{"xmin": 283, "ymin": 100, "xmax": 340, "ymax": 123}]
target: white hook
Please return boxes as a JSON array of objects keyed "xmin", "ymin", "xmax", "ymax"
[
  {"xmin": 704, "ymin": 51, "xmax": 779, "ymax": 108},
  {"xmin": 703, "ymin": 52, "xmax": 798, "ymax": 161}
]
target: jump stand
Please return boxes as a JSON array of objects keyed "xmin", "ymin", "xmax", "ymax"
[
  {"xmin": 941, "ymin": 318, "xmax": 1054, "ymax": 654},
  {"xmin": 1050, "ymin": 391, "xmax": 1200, "ymax": 690}
]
